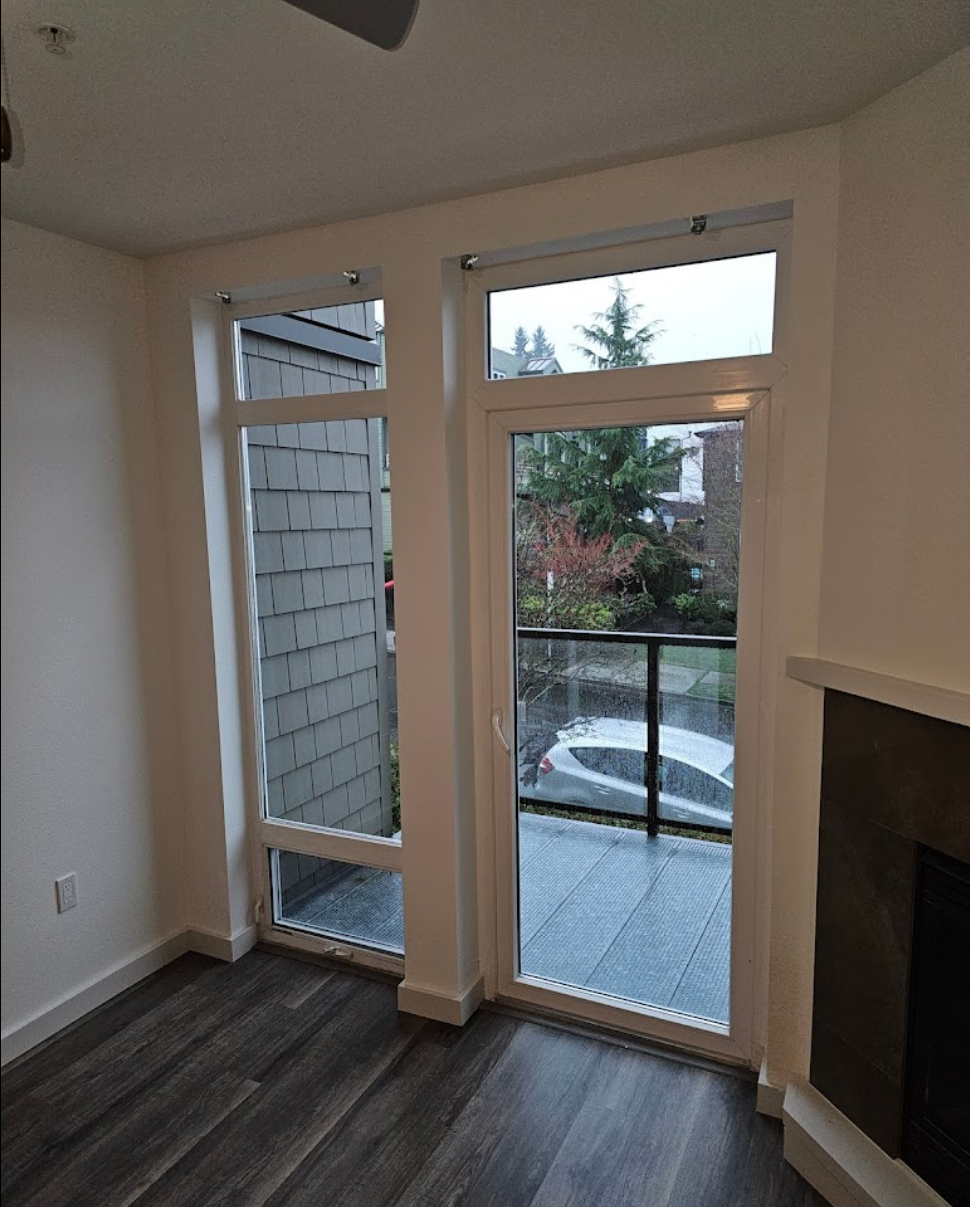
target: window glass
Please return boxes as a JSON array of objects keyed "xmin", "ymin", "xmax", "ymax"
[
  {"xmin": 237, "ymin": 299, "xmax": 386, "ymax": 400},
  {"xmin": 245, "ymin": 417, "xmax": 399, "ymax": 841},
  {"xmin": 573, "ymin": 746, "xmax": 646, "ymax": 785},
  {"xmin": 273, "ymin": 851, "xmax": 403, "ymax": 953},
  {"xmin": 660, "ymin": 758, "xmax": 733, "ymax": 813},
  {"xmin": 488, "ymin": 252, "xmax": 775, "ymax": 380}
]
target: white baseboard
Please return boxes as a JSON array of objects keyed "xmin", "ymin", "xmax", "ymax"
[
  {"xmin": 756, "ymin": 1057, "xmax": 785, "ymax": 1118},
  {"xmin": 184, "ymin": 924, "xmax": 258, "ymax": 963},
  {"xmin": 397, "ymin": 973, "xmax": 485, "ymax": 1026},
  {"xmin": 1, "ymin": 930, "xmax": 189, "ymax": 1066},
  {"xmin": 782, "ymin": 1081, "xmax": 948, "ymax": 1207},
  {"xmin": 1, "ymin": 924, "xmax": 259, "ymax": 1067}
]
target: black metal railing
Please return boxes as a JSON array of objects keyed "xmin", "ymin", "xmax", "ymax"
[{"xmin": 516, "ymin": 627, "xmax": 737, "ymax": 837}]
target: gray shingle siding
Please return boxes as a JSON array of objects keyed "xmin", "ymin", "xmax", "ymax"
[
  {"xmin": 248, "ymin": 412, "xmax": 390, "ymax": 862},
  {"xmin": 243, "ymin": 307, "xmax": 379, "ymax": 403},
  {"xmin": 243, "ymin": 307, "xmax": 391, "ymax": 909}
]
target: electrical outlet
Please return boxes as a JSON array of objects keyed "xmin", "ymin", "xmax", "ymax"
[{"xmin": 55, "ymin": 873, "xmax": 78, "ymax": 913}]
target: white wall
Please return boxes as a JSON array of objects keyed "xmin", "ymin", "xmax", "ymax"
[
  {"xmin": 819, "ymin": 50, "xmax": 970, "ymax": 691},
  {"xmin": 1, "ymin": 220, "xmax": 184, "ymax": 1051}
]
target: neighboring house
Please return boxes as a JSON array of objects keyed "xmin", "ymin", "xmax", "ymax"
[
  {"xmin": 644, "ymin": 427, "xmax": 705, "ymax": 519},
  {"xmin": 240, "ymin": 302, "xmax": 383, "ymax": 398},
  {"xmin": 490, "ymin": 347, "xmax": 563, "ymax": 379},
  {"xmin": 516, "ymin": 415, "xmax": 741, "ymax": 600},
  {"xmin": 644, "ymin": 422, "xmax": 744, "ymax": 596},
  {"xmin": 697, "ymin": 424, "xmax": 743, "ymax": 597}
]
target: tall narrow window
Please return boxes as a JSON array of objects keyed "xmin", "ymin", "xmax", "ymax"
[{"xmin": 236, "ymin": 293, "xmax": 401, "ymax": 957}]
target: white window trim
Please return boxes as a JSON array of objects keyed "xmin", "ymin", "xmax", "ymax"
[
  {"xmin": 226, "ymin": 272, "xmax": 384, "ymax": 323},
  {"xmin": 474, "ymin": 219, "xmax": 790, "ymax": 412},
  {"xmin": 220, "ymin": 292, "xmax": 404, "ymax": 972}
]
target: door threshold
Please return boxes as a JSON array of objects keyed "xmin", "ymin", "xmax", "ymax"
[{"xmin": 485, "ymin": 995, "xmax": 755, "ymax": 1081}]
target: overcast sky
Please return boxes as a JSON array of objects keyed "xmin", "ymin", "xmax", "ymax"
[{"xmin": 488, "ymin": 252, "xmax": 776, "ymax": 373}]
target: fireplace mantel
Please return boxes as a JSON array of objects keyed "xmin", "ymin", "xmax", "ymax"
[{"xmin": 786, "ymin": 656, "xmax": 970, "ymax": 728}]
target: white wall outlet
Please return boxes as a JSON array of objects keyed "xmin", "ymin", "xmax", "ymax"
[{"xmin": 55, "ymin": 873, "xmax": 78, "ymax": 913}]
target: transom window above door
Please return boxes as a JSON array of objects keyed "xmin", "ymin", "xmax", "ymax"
[{"xmin": 486, "ymin": 252, "xmax": 776, "ymax": 381}]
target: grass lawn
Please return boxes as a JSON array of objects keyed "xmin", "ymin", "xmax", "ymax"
[
  {"xmin": 686, "ymin": 676, "xmax": 737, "ymax": 704},
  {"xmin": 661, "ymin": 646, "xmax": 737, "ymax": 673}
]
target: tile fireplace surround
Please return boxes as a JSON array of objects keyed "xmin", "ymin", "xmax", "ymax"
[{"xmin": 811, "ymin": 688, "xmax": 969, "ymax": 1204}]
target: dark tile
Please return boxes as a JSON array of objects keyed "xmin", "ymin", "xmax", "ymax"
[
  {"xmin": 821, "ymin": 691, "xmax": 970, "ymax": 863},
  {"xmin": 811, "ymin": 1022, "xmax": 903, "ymax": 1156},
  {"xmin": 812, "ymin": 791, "xmax": 915, "ymax": 1084},
  {"xmin": 812, "ymin": 689, "xmax": 970, "ymax": 1156}
]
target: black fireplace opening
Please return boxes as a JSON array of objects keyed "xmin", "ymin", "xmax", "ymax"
[{"xmin": 903, "ymin": 846, "xmax": 970, "ymax": 1207}]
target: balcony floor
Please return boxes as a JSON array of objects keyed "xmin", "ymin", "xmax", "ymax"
[
  {"xmin": 285, "ymin": 813, "xmax": 731, "ymax": 1024},
  {"xmin": 518, "ymin": 813, "xmax": 731, "ymax": 1023}
]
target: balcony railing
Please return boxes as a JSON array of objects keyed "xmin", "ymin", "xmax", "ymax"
[{"xmin": 516, "ymin": 627, "xmax": 737, "ymax": 837}]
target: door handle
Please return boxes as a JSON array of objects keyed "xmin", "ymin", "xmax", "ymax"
[{"xmin": 491, "ymin": 709, "xmax": 511, "ymax": 754}]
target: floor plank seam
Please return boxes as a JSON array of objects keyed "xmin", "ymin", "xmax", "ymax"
[{"xmin": 666, "ymin": 876, "xmax": 732, "ymax": 1006}]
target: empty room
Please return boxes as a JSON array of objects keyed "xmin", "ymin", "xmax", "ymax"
[{"xmin": 2, "ymin": 3, "xmax": 968, "ymax": 1205}]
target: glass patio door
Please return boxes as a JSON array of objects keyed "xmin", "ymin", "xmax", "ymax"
[{"xmin": 487, "ymin": 403, "xmax": 765, "ymax": 1060}]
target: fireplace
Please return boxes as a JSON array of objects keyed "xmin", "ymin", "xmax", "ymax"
[
  {"xmin": 810, "ymin": 689, "xmax": 970, "ymax": 1202},
  {"xmin": 903, "ymin": 847, "xmax": 970, "ymax": 1206}
]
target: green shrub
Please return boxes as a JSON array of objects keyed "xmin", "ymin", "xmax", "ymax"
[
  {"xmin": 673, "ymin": 592, "xmax": 737, "ymax": 636},
  {"xmin": 617, "ymin": 589, "xmax": 657, "ymax": 626},
  {"xmin": 390, "ymin": 740, "xmax": 400, "ymax": 832},
  {"xmin": 518, "ymin": 593, "xmax": 616, "ymax": 631}
]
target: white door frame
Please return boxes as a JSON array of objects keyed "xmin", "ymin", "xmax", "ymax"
[
  {"xmin": 481, "ymin": 394, "xmax": 770, "ymax": 1065},
  {"xmin": 464, "ymin": 222, "xmax": 788, "ymax": 1066}
]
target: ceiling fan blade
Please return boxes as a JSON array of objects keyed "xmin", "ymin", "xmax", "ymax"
[{"xmin": 282, "ymin": 0, "xmax": 419, "ymax": 51}]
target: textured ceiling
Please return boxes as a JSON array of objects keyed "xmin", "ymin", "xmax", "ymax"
[{"xmin": 1, "ymin": 0, "xmax": 967, "ymax": 256}]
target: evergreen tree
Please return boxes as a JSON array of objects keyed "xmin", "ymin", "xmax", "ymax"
[
  {"xmin": 530, "ymin": 325, "xmax": 555, "ymax": 358},
  {"xmin": 512, "ymin": 326, "xmax": 530, "ymax": 358},
  {"xmin": 518, "ymin": 290, "xmax": 689, "ymax": 612},
  {"xmin": 574, "ymin": 277, "xmax": 663, "ymax": 369},
  {"xmin": 520, "ymin": 427, "xmax": 690, "ymax": 609},
  {"xmin": 521, "ymin": 428, "xmax": 682, "ymax": 542}
]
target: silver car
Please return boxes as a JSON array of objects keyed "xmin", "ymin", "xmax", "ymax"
[{"xmin": 521, "ymin": 717, "xmax": 734, "ymax": 830}]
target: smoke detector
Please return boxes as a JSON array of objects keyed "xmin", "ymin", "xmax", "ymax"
[{"xmin": 36, "ymin": 24, "xmax": 75, "ymax": 56}]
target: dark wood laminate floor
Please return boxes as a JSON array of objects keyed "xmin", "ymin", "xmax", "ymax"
[{"xmin": 1, "ymin": 950, "xmax": 823, "ymax": 1207}]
